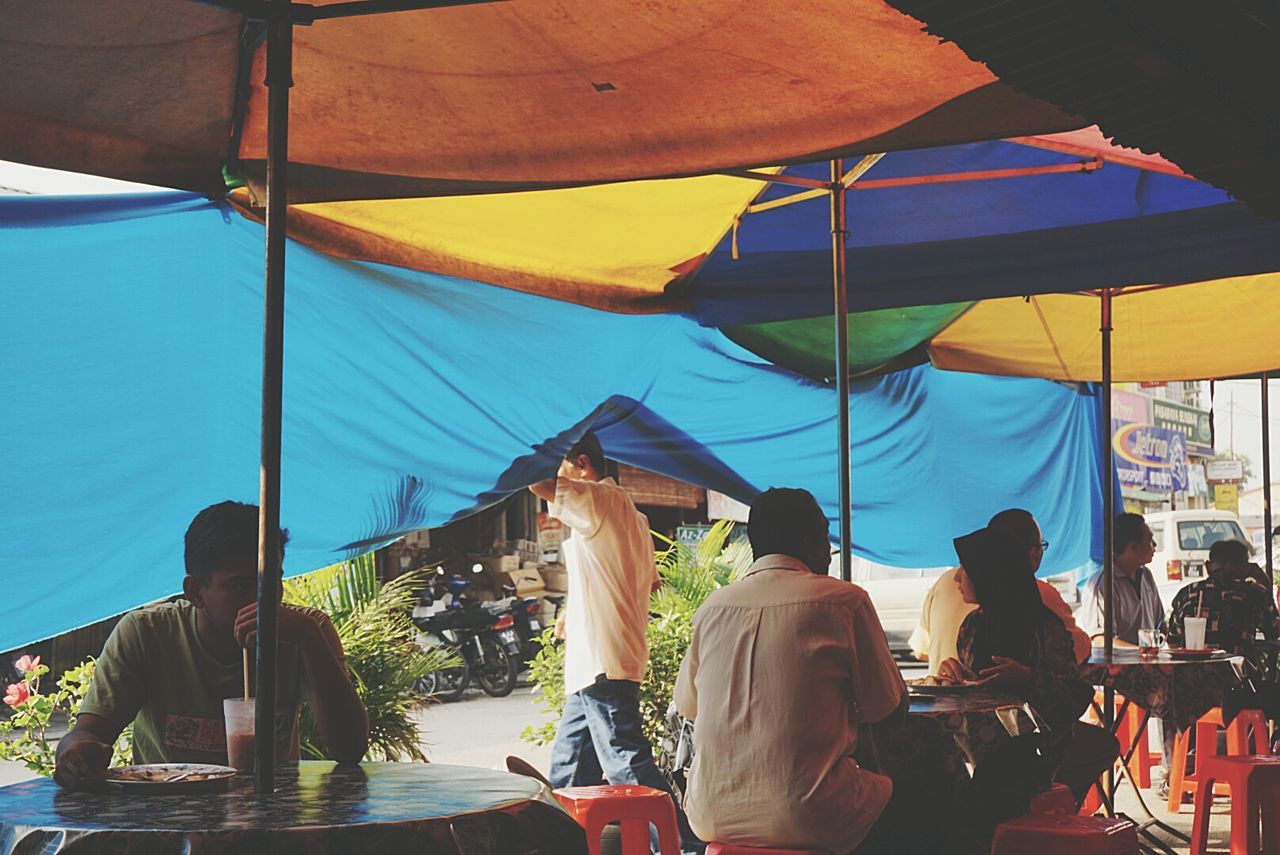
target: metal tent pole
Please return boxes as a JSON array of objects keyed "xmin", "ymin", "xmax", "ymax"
[
  {"xmin": 254, "ymin": 0, "xmax": 292, "ymax": 795},
  {"xmin": 830, "ymin": 159, "xmax": 852, "ymax": 583},
  {"xmin": 1264, "ymin": 374, "xmax": 1273, "ymax": 581},
  {"xmin": 1100, "ymin": 289, "xmax": 1116, "ymax": 809}
]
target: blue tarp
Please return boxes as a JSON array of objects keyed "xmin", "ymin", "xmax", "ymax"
[
  {"xmin": 1, "ymin": 192, "xmax": 1114, "ymax": 651},
  {"xmin": 692, "ymin": 140, "xmax": 1280, "ymax": 325}
]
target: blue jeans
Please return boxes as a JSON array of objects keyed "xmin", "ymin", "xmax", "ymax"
[{"xmin": 551, "ymin": 675, "xmax": 703, "ymax": 853}]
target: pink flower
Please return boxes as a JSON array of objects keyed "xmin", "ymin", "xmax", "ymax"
[
  {"xmin": 4, "ymin": 682, "xmax": 30, "ymax": 707},
  {"xmin": 14, "ymin": 656, "xmax": 40, "ymax": 676}
]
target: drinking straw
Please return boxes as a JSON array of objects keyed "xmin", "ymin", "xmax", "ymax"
[
  {"xmin": 1197, "ymin": 589, "xmax": 1204, "ymax": 618},
  {"xmin": 243, "ymin": 648, "xmax": 251, "ymax": 701}
]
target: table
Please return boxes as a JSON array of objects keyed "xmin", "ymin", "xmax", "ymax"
[
  {"xmin": 907, "ymin": 690, "xmax": 1040, "ymax": 769},
  {"xmin": 0, "ymin": 762, "xmax": 586, "ymax": 855},
  {"xmin": 1083, "ymin": 650, "xmax": 1245, "ymax": 854}
]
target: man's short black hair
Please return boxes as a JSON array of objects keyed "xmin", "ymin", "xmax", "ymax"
[
  {"xmin": 566, "ymin": 431, "xmax": 607, "ymax": 475},
  {"xmin": 184, "ymin": 501, "xmax": 289, "ymax": 581},
  {"xmin": 1113, "ymin": 512, "xmax": 1148, "ymax": 555},
  {"xmin": 748, "ymin": 488, "xmax": 826, "ymax": 560},
  {"xmin": 1209, "ymin": 538, "xmax": 1250, "ymax": 568},
  {"xmin": 987, "ymin": 508, "xmax": 1039, "ymax": 552}
]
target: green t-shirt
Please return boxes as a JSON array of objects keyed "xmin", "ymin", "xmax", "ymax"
[{"xmin": 81, "ymin": 600, "xmax": 316, "ymax": 765}]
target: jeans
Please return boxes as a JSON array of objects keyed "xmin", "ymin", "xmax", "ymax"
[{"xmin": 551, "ymin": 675, "xmax": 703, "ymax": 853}]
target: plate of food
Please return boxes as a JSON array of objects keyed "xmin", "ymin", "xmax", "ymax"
[
  {"xmin": 1166, "ymin": 647, "xmax": 1225, "ymax": 661},
  {"xmin": 906, "ymin": 676, "xmax": 986, "ymax": 694},
  {"xmin": 105, "ymin": 763, "xmax": 238, "ymax": 794}
]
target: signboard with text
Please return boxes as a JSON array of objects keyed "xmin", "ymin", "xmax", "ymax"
[
  {"xmin": 1213, "ymin": 482, "xmax": 1239, "ymax": 514},
  {"xmin": 1206, "ymin": 459, "xmax": 1245, "ymax": 483},
  {"xmin": 1113, "ymin": 421, "xmax": 1189, "ymax": 494},
  {"xmin": 1151, "ymin": 399, "xmax": 1213, "ymax": 455}
]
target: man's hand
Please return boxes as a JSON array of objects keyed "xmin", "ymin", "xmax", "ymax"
[
  {"xmin": 554, "ymin": 612, "xmax": 567, "ymax": 640},
  {"xmin": 235, "ymin": 603, "xmax": 321, "ymax": 651},
  {"xmin": 976, "ymin": 655, "xmax": 1032, "ymax": 689},
  {"xmin": 937, "ymin": 658, "xmax": 976, "ymax": 684},
  {"xmin": 54, "ymin": 736, "xmax": 112, "ymax": 791}
]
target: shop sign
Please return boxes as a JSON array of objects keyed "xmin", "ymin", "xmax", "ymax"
[
  {"xmin": 1151, "ymin": 399, "xmax": 1213, "ymax": 455},
  {"xmin": 1213, "ymin": 482, "xmax": 1240, "ymax": 514},
  {"xmin": 1113, "ymin": 421, "xmax": 1188, "ymax": 494},
  {"xmin": 1112, "ymin": 390, "xmax": 1151, "ymax": 425},
  {"xmin": 1206, "ymin": 459, "xmax": 1245, "ymax": 483}
]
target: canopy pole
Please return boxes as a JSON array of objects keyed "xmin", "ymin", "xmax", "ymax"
[
  {"xmin": 254, "ymin": 0, "xmax": 292, "ymax": 795},
  {"xmin": 1264, "ymin": 373, "xmax": 1273, "ymax": 582},
  {"xmin": 1100, "ymin": 288, "xmax": 1116, "ymax": 810},
  {"xmin": 830, "ymin": 159, "xmax": 852, "ymax": 582}
]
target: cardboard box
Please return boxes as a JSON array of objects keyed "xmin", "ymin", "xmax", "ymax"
[
  {"xmin": 507, "ymin": 567, "xmax": 546, "ymax": 597},
  {"xmin": 542, "ymin": 566, "xmax": 569, "ymax": 593}
]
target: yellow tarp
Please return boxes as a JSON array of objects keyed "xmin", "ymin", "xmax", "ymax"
[
  {"xmin": 1, "ymin": 0, "xmax": 1079, "ymax": 201},
  {"xmin": 928, "ymin": 276, "xmax": 1280, "ymax": 382},
  {"xmin": 263, "ymin": 173, "xmax": 772, "ymax": 312}
]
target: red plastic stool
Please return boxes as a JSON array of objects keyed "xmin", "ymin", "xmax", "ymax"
[
  {"xmin": 706, "ymin": 845, "xmax": 832, "ymax": 855},
  {"xmin": 1190, "ymin": 755, "xmax": 1280, "ymax": 855},
  {"xmin": 554, "ymin": 785, "xmax": 680, "ymax": 855},
  {"xmin": 1031, "ymin": 783, "xmax": 1076, "ymax": 815},
  {"xmin": 1168, "ymin": 707, "xmax": 1268, "ymax": 813},
  {"xmin": 991, "ymin": 815, "xmax": 1140, "ymax": 855}
]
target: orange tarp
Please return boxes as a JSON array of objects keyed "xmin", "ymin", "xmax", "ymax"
[{"xmin": 1, "ymin": 0, "xmax": 1080, "ymax": 202}]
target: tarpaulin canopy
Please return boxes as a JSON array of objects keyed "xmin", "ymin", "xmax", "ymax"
[
  {"xmin": 0, "ymin": 0, "xmax": 1082, "ymax": 202},
  {"xmin": 0, "ymin": 191, "xmax": 1114, "ymax": 651},
  {"xmin": 884, "ymin": 0, "xmax": 1280, "ymax": 218},
  {"xmin": 264, "ymin": 128, "xmax": 1280, "ymax": 380}
]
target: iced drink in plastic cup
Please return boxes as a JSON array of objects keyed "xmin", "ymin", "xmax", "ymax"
[
  {"xmin": 223, "ymin": 698, "xmax": 255, "ymax": 772},
  {"xmin": 1184, "ymin": 616, "xmax": 1208, "ymax": 650}
]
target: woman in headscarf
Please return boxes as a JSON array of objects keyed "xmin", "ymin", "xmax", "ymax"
[{"xmin": 939, "ymin": 525, "xmax": 1117, "ymax": 805}]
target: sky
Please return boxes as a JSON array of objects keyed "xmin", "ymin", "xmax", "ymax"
[
  {"xmin": 0, "ymin": 160, "xmax": 163, "ymax": 195},
  {"xmin": 1214, "ymin": 378, "xmax": 1280, "ymax": 490}
]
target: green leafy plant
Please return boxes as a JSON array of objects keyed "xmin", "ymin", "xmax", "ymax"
[
  {"xmin": 284, "ymin": 554, "xmax": 459, "ymax": 762},
  {"xmin": 522, "ymin": 520, "xmax": 751, "ymax": 761},
  {"xmin": 0, "ymin": 656, "xmax": 131, "ymax": 775}
]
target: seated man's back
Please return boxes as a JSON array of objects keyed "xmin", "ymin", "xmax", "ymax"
[{"xmin": 676, "ymin": 551, "xmax": 905, "ymax": 853}]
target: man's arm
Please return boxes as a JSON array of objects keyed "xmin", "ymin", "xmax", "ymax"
[
  {"xmin": 237, "ymin": 605, "xmax": 369, "ymax": 763},
  {"xmin": 529, "ymin": 478, "xmax": 557, "ymax": 503},
  {"xmin": 55, "ymin": 713, "xmax": 125, "ymax": 791},
  {"xmin": 56, "ymin": 614, "xmax": 145, "ymax": 790}
]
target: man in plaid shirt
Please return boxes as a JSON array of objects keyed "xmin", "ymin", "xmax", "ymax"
[{"xmin": 1167, "ymin": 539, "xmax": 1280, "ymax": 669}]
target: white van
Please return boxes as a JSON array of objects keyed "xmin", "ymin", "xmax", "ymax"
[{"xmin": 1146, "ymin": 509, "xmax": 1249, "ymax": 608}]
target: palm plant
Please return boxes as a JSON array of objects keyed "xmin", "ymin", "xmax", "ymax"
[{"xmin": 284, "ymin": 554, "xmax": 458, "ymax": 761}]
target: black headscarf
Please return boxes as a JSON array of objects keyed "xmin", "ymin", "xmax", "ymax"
[{"xmin": 954, "ymin": 526, "xmax": 1054, "ymax": 667}]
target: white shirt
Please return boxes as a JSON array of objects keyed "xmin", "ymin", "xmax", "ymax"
[
  {"xmin": 1077, "ymin": 564, "xmax": 1165, "ymax": 645},
  {"xmin": 551, "ymin": 476, "xmax": 659, "ymax": 695},
  {"xmin": 910, "ymin": 568, "xmax": 1092, "ymax": 673},
  {"xmin": 674, "ymin": 555, "xmax": 906, "ymax": 853}
]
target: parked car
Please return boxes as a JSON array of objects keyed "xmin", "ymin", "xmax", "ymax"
[
  {"xmin": 851, "ymin": 561, "xmax": 949, "ymax": 655},
  {"xmin": 1146, "ymin": 509, "xmax": 1250, "ymax": 609}
]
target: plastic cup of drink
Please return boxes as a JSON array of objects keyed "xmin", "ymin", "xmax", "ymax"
[
  {"xmin": 1138, "ymin": 627, "xmax": 1164, "ymax": 658},
  {"xmin": 1184, "ymin": 616, "xmax": 1208, "ymax": 650},
  {"xmin": 223, "ymin": 698, "xmax": 255, "ymax": 772}
]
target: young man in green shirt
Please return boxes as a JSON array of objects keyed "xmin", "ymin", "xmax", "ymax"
[{"xmin": 54, "ymin": 501, "xmax": 369, "ymax": 789}]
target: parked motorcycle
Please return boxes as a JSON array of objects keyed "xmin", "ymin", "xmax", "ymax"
[
  {"xmin": 412, "ymin": 566, "xmax": 518, "ymax": 701},
  {"xmin": 482, "ymin": 584, "xmax": 546, "ymax": 670}
]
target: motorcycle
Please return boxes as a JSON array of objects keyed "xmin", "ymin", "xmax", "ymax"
[
  {"xmin": 412, "ymin": 566, "xmax": 519, "ymax": 701},
  {"xmin": 482, "ymin": 584, "xmax": 547, "ymax": 670}
]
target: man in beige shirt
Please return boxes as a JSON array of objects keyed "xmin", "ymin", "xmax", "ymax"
[
  {"xmin": 675, "ymin": 488, "xmax": 950, "ymax": 854},
  {"xmin": 910, "ymin": 510, "xmax": 1091, "ymax": 675}
]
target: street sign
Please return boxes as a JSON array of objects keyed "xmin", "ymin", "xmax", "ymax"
[
  {"xmin": 1151, "ymin": 399, "xmax": 1213, "ymax": 455},
  {"xmin": 1213, "ymin": 482, "xmax": 1240, "ymax": 514},
  {"xmin": 1206, "ymin": 459, "xmax": 1245, "ymax": 483}
]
